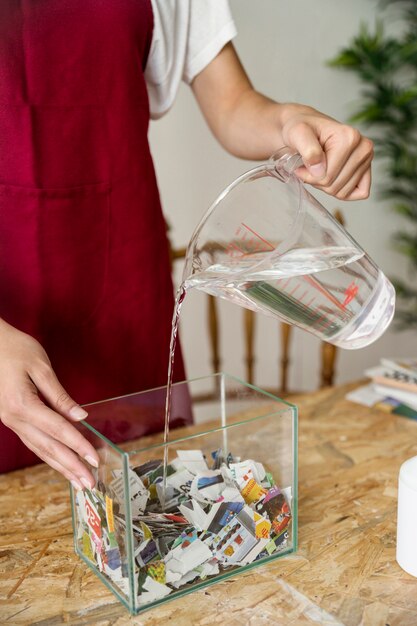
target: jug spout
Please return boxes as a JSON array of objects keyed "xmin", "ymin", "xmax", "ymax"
[{"xmin": 182, "ymin": 248, "xmax": 200, "ymax": 284}]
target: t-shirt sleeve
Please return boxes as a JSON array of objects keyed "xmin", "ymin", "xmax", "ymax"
[{"xmin": 145, "ymin": 0, "xmax": 237, "ymax": 119}]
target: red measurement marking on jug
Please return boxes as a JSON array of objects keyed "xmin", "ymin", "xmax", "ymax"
[
  {"xmin": 226, "ymin": 222, "xmax": 275, "ymax": 259},
  {"xmin": 241, "ymin": 223, "xmax": 275, "ymax": 251},
  {"xmin": 303, "ymin": 275, "xmax": 347, "ymax": 312},
  {"xmin": 225, "ymin": 240, "xmax": 246, "ymax": 259},
  {"xmin": 342, "ymin": 282, "xmax": 359, "ymax": 308}
]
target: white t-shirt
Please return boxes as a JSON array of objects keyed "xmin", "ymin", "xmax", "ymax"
[{"xmin": 145, "ymin": 0, "xmax": 237, "ymax": 119}]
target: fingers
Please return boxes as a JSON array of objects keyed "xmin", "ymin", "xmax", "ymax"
[
  {"xmin": 347, "ymin": 167, "xmax": 372, "ymax": 201},
  {"xmin": 16, "ymin": 407, "xmax": 97, "ymax": 489},
  {"xmin": 296, "ymin": 133, "xmax": 373, "ymax": 200},
  {"xmin": 28, "ymin": 398, "xmax": 99, "ymax": 469},
  {"xmin": 1, "ymin": 375, "xmax": 99, "ymax": 486},
  {"xmin": 280, "ymin": 105, "xmax": 374, "ymax": 201},
  {"xmin": 0, "ymin": 322, "xmax": 100, "ymax": 487},
  {"xmin": 301, "ymin": 141, "xmax": 373, "ymax": 200},
  {"xmin": 285, "ymin": 122, "xmax": 327, "ymax": 179},
  {"xmin": 29, "ymin": 360, "xmax": 89, "ymax": 422},
  {"xmin": 299, "ymin": 126, "xmax": 361, "ymax": 184},
  {"xmin": 27, "ymin": 365, "xmax": 101, "ymax": 480},
  {"xmin": 3, "ymin": 396, "xmax": 98, "ymax": 488},
  {"xmin": 328, "ymin": 155, "xmax": 372, "ymax": 200},
  {"xmin": 20, "ymin": 429, "xmax": 95, "ymax": 490}
]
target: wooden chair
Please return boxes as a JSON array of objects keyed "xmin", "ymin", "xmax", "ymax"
[{"xmin": 168, "ymin": 209, "xmax": 345, "ymax": 397}]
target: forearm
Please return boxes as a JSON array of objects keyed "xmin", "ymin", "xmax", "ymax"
[
  {"xmin": 211, "ymin": 87, "xmax": 282, "ymax": 159},
  {"xmin": 192, "ymin": 43, "xmax": 281, "ymax": 159}
]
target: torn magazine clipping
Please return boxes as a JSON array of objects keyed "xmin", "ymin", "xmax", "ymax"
[{"xmin": 74, "ymin": 448, "xmax": 292, "ymax": 607}]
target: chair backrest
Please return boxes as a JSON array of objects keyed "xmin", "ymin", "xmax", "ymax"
[{"xmin": 168, "ymin": 209, "xmax": 345, "ymax": 396}]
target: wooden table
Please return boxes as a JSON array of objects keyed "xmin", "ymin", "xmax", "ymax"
[{"xmin": 1, "ymin": 382, "xmax": 417, "ymax": 626}]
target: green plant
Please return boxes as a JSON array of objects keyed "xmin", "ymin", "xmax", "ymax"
[{"xmin": 329, "ymin": 0, "xmax": 417, "ymax": 330}]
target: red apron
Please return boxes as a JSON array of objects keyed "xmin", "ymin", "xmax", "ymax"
[{"xmin": 0, "ymin": 0, "xmax": 188, "ymax": 473}]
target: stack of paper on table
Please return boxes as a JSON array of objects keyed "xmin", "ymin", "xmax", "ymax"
[{"xmin": 346, "ymin": 357, "xmax": 417, "ymax": 419}]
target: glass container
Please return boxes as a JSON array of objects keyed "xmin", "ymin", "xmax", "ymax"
[{"xmin": 70, "ymin": 373, "xmax": 297, "ymax": 614}]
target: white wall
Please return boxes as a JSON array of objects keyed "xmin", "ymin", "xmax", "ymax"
[{"xmin": 149, "ymin": 0, "xmax": 417, "ymax": 392}]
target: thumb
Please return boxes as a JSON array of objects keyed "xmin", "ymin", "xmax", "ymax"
[
  {"xmin": 31, "ymin": 365, "xmax": 88, "ymax": 421},
  {"xmin": 289, "ymin": 124, "xmax": 327, "ymax": 180}
]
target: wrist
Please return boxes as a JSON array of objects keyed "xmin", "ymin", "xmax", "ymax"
[
  {"xmin": 275, "ymin": 102, "xmax": 317, "ymax": 131},
  {"xmin": 229, "ymin": 92, "xmax": 287, "ymax": 160}
]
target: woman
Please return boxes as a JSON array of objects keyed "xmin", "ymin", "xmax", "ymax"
[{"xmin": 0, "ymin": 0, "xmax": 373, "ymax": 488}]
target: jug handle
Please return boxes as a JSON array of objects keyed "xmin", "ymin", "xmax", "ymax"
[{"xmin": 268, "ymin": 146, "xmax": 303, "ymax": 180}]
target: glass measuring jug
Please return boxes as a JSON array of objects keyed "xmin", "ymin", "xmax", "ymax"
[{"xmin": 182, "ymin": 148, "xmax": 395, "ymax": 349}]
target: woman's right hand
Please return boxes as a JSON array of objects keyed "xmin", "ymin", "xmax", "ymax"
[{"xmin": 0, "ymin": 318, "xmax": 99, "ymax": 490}]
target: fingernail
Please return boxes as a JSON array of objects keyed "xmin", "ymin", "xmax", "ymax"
[
  {"xmin": 70, "ymin": 479, "xmax": 83, "ymax": 491},
  {"xmin": 70, "ymin": 406, "xmax": 88, "ymax": 421},
  {"xmin": 80, "ymin": 476, "xmax": 94, "ymax": 490},
  {"xmin": 85, "ymin": 454, "xmax": 99, "ymax": 468},
  {"xmin": 308, "ymin": 162, "xmax": 326, "ymax": 179}
]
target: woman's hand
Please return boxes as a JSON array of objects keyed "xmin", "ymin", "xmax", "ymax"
[
  {"xmin": 280, "ymin": 104, "xmax": 374, "ymax": 201},
  {"xmin": 0, "ymin": 319, "xmax": 99, "ymax": 489}
]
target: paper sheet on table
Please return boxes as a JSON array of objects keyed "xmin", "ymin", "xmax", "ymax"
[
  {"xmin": 373, "ymin": 384, "xmax": 417, "ymax": 410},
  {"xmin": 347, "ymin": 383, "xmax": 417, "ymax": 411},
  {"xmin": 346, "ymin": 383, "xmax": 386, "ymax": 407}
]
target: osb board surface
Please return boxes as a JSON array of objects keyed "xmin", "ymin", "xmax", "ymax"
[{"xmin": 1, "ymin": 382, "xmax": 417, "ymax": 625}]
